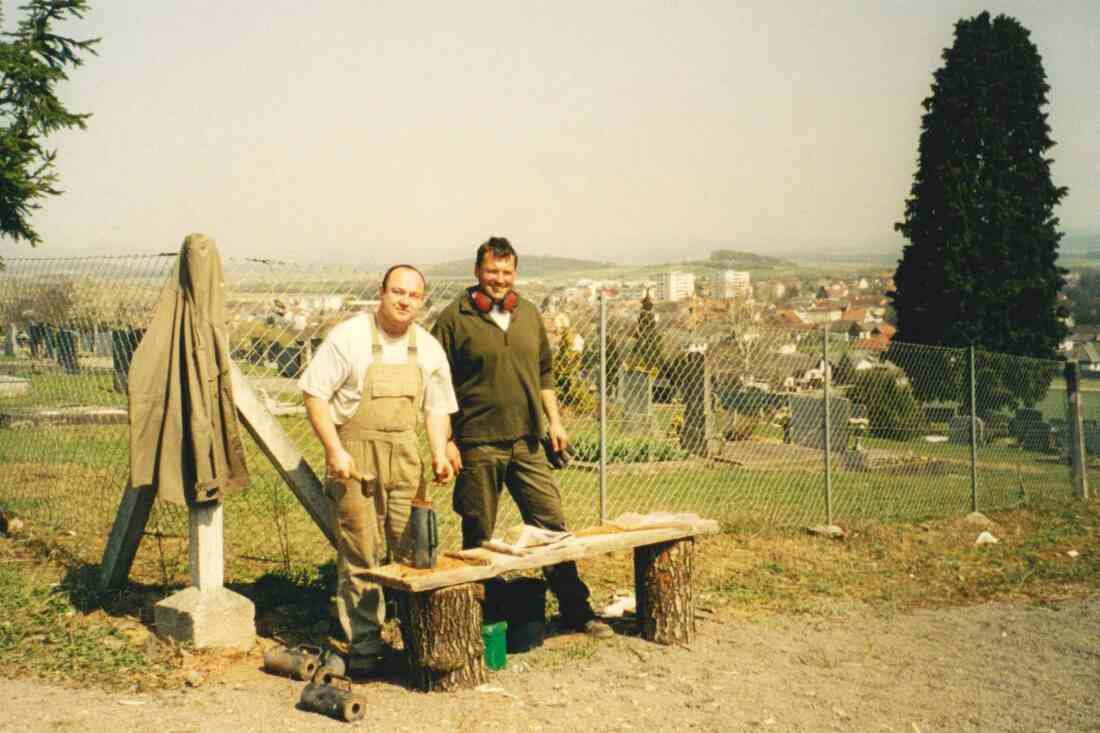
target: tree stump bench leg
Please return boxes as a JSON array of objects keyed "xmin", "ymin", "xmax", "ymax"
[
  {"xmin": 633, "ymin": 538, "xmax": 695, "ymax": 645},
  {"xmin": 398, "ymin": 582, "xmax": 488, "ymax": 692}
]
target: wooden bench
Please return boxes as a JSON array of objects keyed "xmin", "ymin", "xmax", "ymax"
[{"xmin": 363, "ymin": 517, "xmax": 720, "ymax": 692}]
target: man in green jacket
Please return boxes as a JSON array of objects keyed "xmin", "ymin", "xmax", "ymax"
[{"xmin": 432, "ymin": 237, "xmax": 612, "ymax": 638}]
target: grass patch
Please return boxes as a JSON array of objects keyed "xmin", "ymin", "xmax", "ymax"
[
  {"xmin": 0, "ymin": 535, "xmax": 178, "ymax": 689},
  {"xmin": 573, "ymin": 493, "xmax": 1100, "ymax": 624},
  {"xmin": 0, "ymin": 367, "xmax": 125, "ymax": 410}
]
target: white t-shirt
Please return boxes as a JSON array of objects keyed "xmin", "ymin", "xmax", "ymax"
[
  {"xmin": 297, "ymin": 313, "xmax": 459, "ymax": 426},
  {"xmin": 488, "ymin": 303, "xmax": 511, "ymax": 332}
]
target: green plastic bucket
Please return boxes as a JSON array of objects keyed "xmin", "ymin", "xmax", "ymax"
[{"xmin": 482, "ymin": 621, "xmax": 508, "ymax": 671}]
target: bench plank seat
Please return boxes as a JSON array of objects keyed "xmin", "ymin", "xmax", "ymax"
[{"xmin": 363, "ymin": 518, "xmax": 720, "ymax": 593}]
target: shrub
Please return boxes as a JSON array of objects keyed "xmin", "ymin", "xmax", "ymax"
[
  {"xmin": 569, "ymin": 434, "xmax": 690, "ymax": 464},
  {"xmin": 848, "ymin": 369, "xmax": 927, "ymax": 441}
]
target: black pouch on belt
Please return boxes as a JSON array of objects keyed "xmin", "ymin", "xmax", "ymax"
[{"xmin": 540, "ymin": 435, "xmax": 571, "ymax": 470}]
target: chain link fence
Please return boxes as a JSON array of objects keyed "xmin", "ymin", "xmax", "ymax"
[{"xmin": 0, "ymin": 254, "xmax": 1091, "ymax": 586}]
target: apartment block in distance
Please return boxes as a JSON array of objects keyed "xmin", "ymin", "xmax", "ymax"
[
  {"xmin": 655, "ymin": 270, "xmax": 695, "ymax": 301},
  {"xmin": 714, "ymin": 270, "xmax": 751, "ymax": 299}
]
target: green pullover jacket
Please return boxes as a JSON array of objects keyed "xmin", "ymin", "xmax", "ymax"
[{"xmin": 431, "ymin": 289, "xmax": 554, "ymax": 446}]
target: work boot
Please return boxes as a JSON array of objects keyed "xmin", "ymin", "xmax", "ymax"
[
  {"xmin": 562, "ymin": 611, "xmax": 613, "ymax": 639},
  {"xmin": 579, "ymin": 619, "xmax": 614, "ymax": 639}
]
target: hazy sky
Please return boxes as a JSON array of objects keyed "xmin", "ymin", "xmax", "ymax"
[{"xmin": 10, "ymin": 1, "xmax": 1100, "ymax": 266}]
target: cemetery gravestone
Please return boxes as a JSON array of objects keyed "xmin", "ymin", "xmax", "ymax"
[
  {"xmin": 275, "ymin": 344, "xmax": 302, "ymax": 379},
  {"xmin": 94, "ymin": 330, "xmax": 113, "ymax": 357},
  {"xmin": 619, "ymin": 369, "xmax": 656, "ymax": 433},
  {"xmin": 679, "ymin": 351, "xmax": 714, "ymax": 456},
  {"xmin": 948, "ymin": 415, "xmax": 984, "ymax": 445},
  {"xmin": 1084, "ymin": 421, "xmax": 1100, "ymax": 455},
  {"xmin": 1011, "ymin": 408, "xmax": 1051, "ymax": 453},
  {"xmin": 111, "ymin": 328, "xmax": 145, "ymax": 391},
  {"xmin": 789, "ymin": 393, "xmax": 850, "ymax": 453},
  {"xmin": 56, "ymin": 329, "xmax": 80, "ymax": 374}
]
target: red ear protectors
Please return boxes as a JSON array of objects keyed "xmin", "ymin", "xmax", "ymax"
[{"xmin": 470, "ymin": 288, "xmax": 518, "ymax": 313}]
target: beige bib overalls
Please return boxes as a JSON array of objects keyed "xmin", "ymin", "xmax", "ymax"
[{"xmin": 327, "ymin": 318, "xmax": 424, "ymax": 657}]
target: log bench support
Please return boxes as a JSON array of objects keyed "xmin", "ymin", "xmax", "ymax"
[
  {"xmin": 398, "ymin": 582, "xmax": 489, "ymax": 692},
  {"xmin": 365, "ymin": 520, "xmax": 718, "ymax": 691},
  {"xmin": 634, "ymin": 537, "xmax": 695, "ymax": 645}
]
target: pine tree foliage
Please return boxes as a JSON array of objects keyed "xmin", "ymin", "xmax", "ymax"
[
  {"xmin": 0, "ymin": 0, "xmax": 97, "ymax": 248},
  {"xmin": 631, "ymin": 297, "xmax": 665, "ymax": 373},
  {"xmin": 892, "ymin": 12, "xmax": 1067, "ymax": 358}
]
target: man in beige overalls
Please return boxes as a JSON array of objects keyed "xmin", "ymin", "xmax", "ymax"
[{"xmin": 300, "ymin": 265, "xmax": 457, "ymax": 675}]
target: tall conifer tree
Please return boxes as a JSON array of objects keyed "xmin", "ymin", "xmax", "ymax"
[{"xmin": 892, "ymin": 12, "xmax": 1067, "ymax": 357}]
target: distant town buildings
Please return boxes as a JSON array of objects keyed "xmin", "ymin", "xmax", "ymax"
[
  {"xmin": 655, "ymin": 271, "xmax": 695, "ymax": 302},
  {"xmin": 714, "ymin": 270, "xmax": 751, "ymax": 300}
]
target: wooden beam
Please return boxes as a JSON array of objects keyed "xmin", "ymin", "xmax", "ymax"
[
  {"xmin": 230, "ymin": 362, "xmax": 337, "ymax": 548},
  {"xmin": 98, "ymin": 482, "xmax": 155, "ymax": 591}
]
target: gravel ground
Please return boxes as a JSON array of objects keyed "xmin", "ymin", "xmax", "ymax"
[{"xmin": 3, "ymin": 597, "xmax": 1098, "ymax": 733}]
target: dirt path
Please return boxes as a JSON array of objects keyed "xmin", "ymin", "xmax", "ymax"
[{"xmin": 4, "ymin": 597, "xmax": 1098, "ymax": 733}]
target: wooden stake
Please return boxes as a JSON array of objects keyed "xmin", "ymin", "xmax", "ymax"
[{"xmin": 98, "ymin": 482, "xmax": 155, "ymax": 591}]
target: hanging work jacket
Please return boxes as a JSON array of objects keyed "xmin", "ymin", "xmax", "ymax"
[{"xmin": 128, "ymin": 234, "xmax": 249, "ymax": 505}]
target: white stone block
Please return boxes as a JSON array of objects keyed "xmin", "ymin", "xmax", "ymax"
[{"xmin": 154, "ymin": 586, "xmax": 255, "ymax": 651}]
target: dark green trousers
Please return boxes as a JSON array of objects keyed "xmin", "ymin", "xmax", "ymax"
[{"xmin": 453, "ymin": 437, "xmax": 594, "ymax": 626}]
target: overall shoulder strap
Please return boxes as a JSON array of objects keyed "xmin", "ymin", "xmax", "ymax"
[
  {"xmin": 369, "ymin": 313, "xmax": 382, "ymax": 358},
  {"xmin": 406, "ymin": 324, "xmax": 418, "ymax": 365}
]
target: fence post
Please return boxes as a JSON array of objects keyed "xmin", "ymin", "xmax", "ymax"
[
  {"xmin": 969, "ymin": 345, "xmax": 978, "ymax": 513},
  {"xmin": 823, "ymin": 322, "xmax": 833, "ymax": 526},
  {"xmin": 598, "ymin": 292, "xmax": 607, "ymax": 522},
  {"xmin": 1064, "ymin": 361, "xmax": 1090, "ymax": 500}
]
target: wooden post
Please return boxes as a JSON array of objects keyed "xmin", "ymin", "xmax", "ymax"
[
  {"xmin": 634, "ymin": 538, "xmax": 695, "ymax": 645},
  {"xmin": 398, "ymin": 584, "xmax": 488, "ymax": 692},
  {"xmin": 98, "ymin": 483, "xmax": 156, "ymax": 591},
  {"xmin": 1065, "ymin": 361, "xmax": 1090, "ymax": 500},
  {"xmin": 230, "ymin": 362, "xmax": 337, "ymax": 547}
]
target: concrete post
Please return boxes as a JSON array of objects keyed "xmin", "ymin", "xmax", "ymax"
[
  {"xmin": 189, "ymin": 503, "xmax": 225, "ymax": 591},
  {"xmin": 154, "ymin": 501, "xmax": 256, "ymax": 650}
]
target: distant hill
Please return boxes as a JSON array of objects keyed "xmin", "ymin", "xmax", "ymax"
[
  {"xmin": 1061, "ymin": 231, "xmax": 1100, "ymax": 259},
  {"xmin": 423, "ymin": 255, "xmax": 616, "ymax": 279},
  {"xmin": 699, "ymin": 250, "xmax": 797, "ymax": 270}
]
